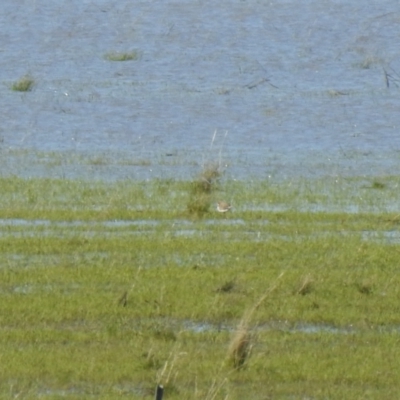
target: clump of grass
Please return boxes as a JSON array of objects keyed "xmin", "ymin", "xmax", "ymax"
[
  {"xmin": 187, "ymin": 163, "xmax": 222, "ymax": 217},
  {"xmin": 88, "ymin": 156, "xmax": 108, "ymax": 166},
  {"xmin": 105, "ymin": 51, "xmax": 139, "ymax": 61},
  {"xmin": 358, "ymin": 55, "xmax": 381, "ymax": 69},
  {"xmin": 371, "ymin": 181, "xmax": 385, "ymax": 189},
  {"xmin": 356, "ymin": 280, "xmax": 374, "ymax": 295},
  {"xmin": 228, "ymin": 272, "xmax": 285, "ymax": 370},
  {"xmin": 328, "ymin": 89, "xmax": 348, "ymax": 97},
  {"xmin": 117, "ymin": 291, "xmax": 128, "ymax": 306},
  {"xmin": 216, "ymin": 279, "xmax": 236, "ymax": 293},
  {"xmin": 187, "ymin": 130, "xmax": 230, "ymax": 217},
  {"xmin": 186, "ymin": 192, "xmax": 211, "ymax": 217},
  {"xmin": 361, "ymin": 180, "xmax": 386, "ymax": 190},
  {"xmin": 228, "ymin": 323, "xmax": 252, "ymax": 369},
  {"xmin": 12, "ymin": 75, "xmax": 34, "ymax": 92},
  {"xmin": 296, "ymin": 275, "xmax": 313, "ymax": 295}
]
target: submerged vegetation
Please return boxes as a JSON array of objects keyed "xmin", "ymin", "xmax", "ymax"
[
  {"xmin": 1, "ymin": 175, "xmax": 400, "ymax": 398},
  {"xmin": 104, "ymin": 51, "xmax": 139, "ymax": 61},
  {"xmin": 11, "ymin": 75, "xmax": 34, "ymax": 92}
]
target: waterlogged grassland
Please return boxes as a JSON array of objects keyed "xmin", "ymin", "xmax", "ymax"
[{"xmin": 1, "ymin": 176, "xmax": 400, "ymax": 398}]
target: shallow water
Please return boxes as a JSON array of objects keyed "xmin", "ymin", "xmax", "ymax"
[
  {"xmin": 1, "ymin": 218, "xmax": 400, "ymax": 245},
  {"xmin": 1, "ymin": 1, "xmax": 400, "ymax": 180},
  {"xmin": 184, "ymin": 319, "xmax": 356, "ymax": 335}
]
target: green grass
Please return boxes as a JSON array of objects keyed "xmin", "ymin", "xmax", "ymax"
[
  {"xmin": 1, "ymin": 176, "xmax": 400, "ymax": 398},
  {"xmin": 11, "ymin": 75, "xmax": 35, "ymax": 92}
]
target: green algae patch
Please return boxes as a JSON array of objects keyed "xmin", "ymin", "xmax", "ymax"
[{"xmin": 1, "ymin": 176, "xmax": 400, "ymax": 398}]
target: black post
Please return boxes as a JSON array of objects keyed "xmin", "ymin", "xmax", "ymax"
[{"xmin": 155, "ymin": 384, "xmax": 164, "ymax": 400}]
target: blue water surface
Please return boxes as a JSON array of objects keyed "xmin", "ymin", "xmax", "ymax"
[{"xmin": 1, "ymin": 1, "xmax": 400, "ymax": 180}]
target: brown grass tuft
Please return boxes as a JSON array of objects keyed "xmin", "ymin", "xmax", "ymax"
[
  {"xmin": 227, "ymin": 272, "xmax": 285, "ymax": 370},
  {"xmin": 228, "ymin": 323, "xmax": 252, "ymax": 369}
]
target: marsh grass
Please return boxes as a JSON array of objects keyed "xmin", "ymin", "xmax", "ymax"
[
  {"xmin": 2, "ymin": 177, "xmax": 400, "ymax": 397},
  {"xmin": 371, "ymin": 180, "xmax": 386, "ymax": 189},
  {"xmin": 186, "ymin": 130, "xmax": 229, "ymax": 218},
  {"xmin": 187, "ymin": 162, "xmax": 222, "ymax": 217},
  {"xmin": 12, "ymin": 75, "xmax": 34, "ymax": 92},
  {"xmin": 105, "ymin": 51, "xmax": 139, "ymax": 61},
  {"xmin": 228, "ymin": 324, "xmax": 252, "ymax": 370},
  {"xmin": 228, "ymin": 274, "xmax": 284, "ymax": 370}
]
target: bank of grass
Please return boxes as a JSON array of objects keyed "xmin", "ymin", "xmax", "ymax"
[{"xmin": 1, "ymin": 176, "xmax": 400, "ymax": 398}]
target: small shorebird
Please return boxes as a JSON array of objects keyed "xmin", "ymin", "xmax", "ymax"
[{"xmin": 217, "ymin": 201, "xmax": 232, "ymax": 213}]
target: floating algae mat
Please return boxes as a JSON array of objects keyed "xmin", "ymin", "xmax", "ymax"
[{"xmin": 1, "ymin": 176, "xmax": 400, "ymax": 398}]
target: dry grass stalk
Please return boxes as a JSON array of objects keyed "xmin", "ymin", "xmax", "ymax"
[
  {"xmin": 228, "ymin": 322, "xmax": 252, "ymax": 369},
  {"xmin": 204, "ymin": 377, "xmax": 228, "ymax": 400},
  {"xmin": 157, "ymin": 348, "xmax": 186, "ymax": 386},
  {"xmin": 227, "ymin": 272, "xmax": 285, "ymax": 370}
]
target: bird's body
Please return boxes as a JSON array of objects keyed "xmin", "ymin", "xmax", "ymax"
[{"xmin": 217, "ymin": 201, "xmax": 232, "ymax": 213}]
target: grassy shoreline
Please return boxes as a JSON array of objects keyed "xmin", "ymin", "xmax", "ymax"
[{"xmin": 1, "ymin": 176, "xmax": 400, "ymax": 398}]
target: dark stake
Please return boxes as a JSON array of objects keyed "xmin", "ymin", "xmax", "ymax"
[{"xmin": 155, "ymin": 384, "xmax": 164, "ymax": 400}]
